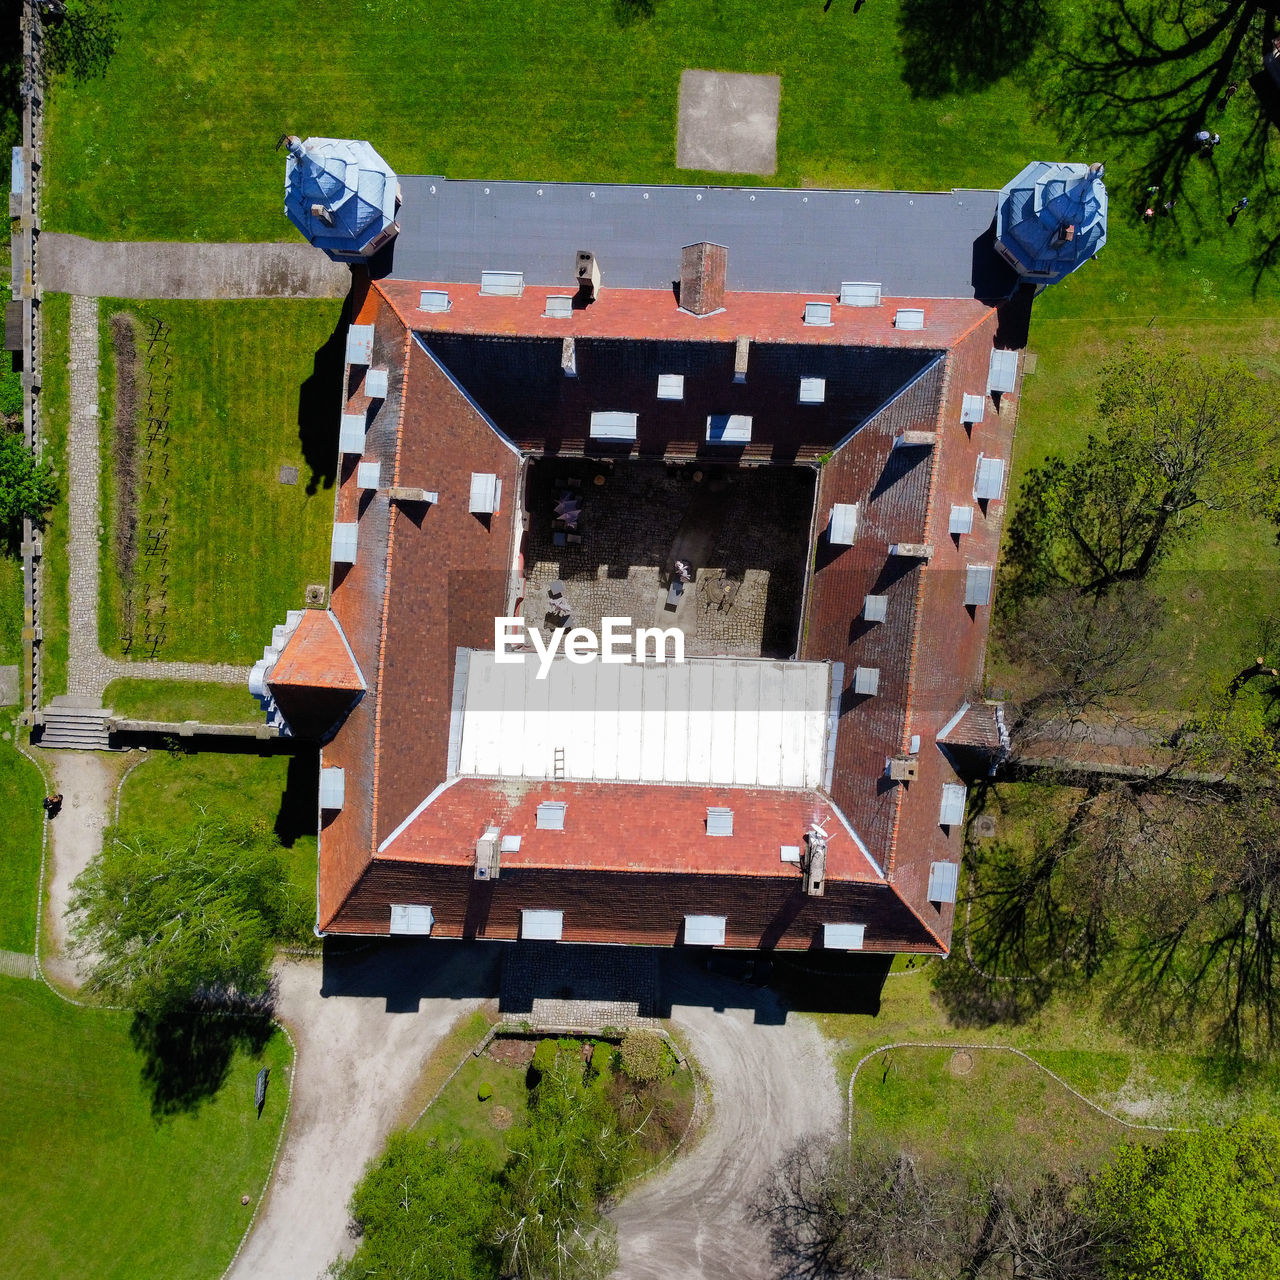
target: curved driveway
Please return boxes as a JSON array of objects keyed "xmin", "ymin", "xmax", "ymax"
[{"xmin": 612, "ymin": 962, "xmax": 840, "ymax": 1280}]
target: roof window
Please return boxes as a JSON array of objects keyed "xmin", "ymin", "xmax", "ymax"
[
  {"xmin": 853, "ymin": 666, "xmax": 880, "ymax": 696},
  {"xmin": 418, "ymin": 290, "xmax": 450, "ymax": 313},
  {"xmin": 949, "ymin": 504, "xmax": 974, "ymax": 535},
  {"xmin": 829, "ymin": 503, "xmax": 859, "ymax": 546},
  {"xmin": 469, "ymin": 473, "xmax": 502, "ymax": 514},
  {"xmin": 939, "ymin": 782, "xmax": 967, "ymax": 827},
  {"xmin": 799, "ymin": 377, "xmax": 826, "ymax": 405},
  {"xmin": 803, "ymin": 301, "xmax": 833, "ymax": 326},
  {"xmin": 590, "ymin": 411, "xmax": 638, "ymax": 441},
  {"xmin": 706, "ymin": 414, "xmax": 752, "ymax": 444},
  {"xmin": 536, "ymin": 801, "xmax": 567, "ymax": 831},
  {"xmin": 684, "ymin": 915, "xmax": 727, "ymax": 946},
  {"xmin": 965, "ymin": 564, "xmax": 994, "ymax": 607},
  {"xmin": 893, "ymin": 308, "xmax": 925, "ymax": 330},
  {"xmin": 657, "ymin": 374, "xmax": 684, "ymax": 401},
  {"xmin": 706, "ymin": 807, "xmax": 734, "ymax": 836},
  {"xmin": 479, "ymin": 270, "xmax": 524, "ymax": 297},
  {"xmin": 389, "ymin": 904, "xmax": 434, "ymax": 935},
  {"xmin": 543, "ymin": 295, "xmax": 574, "ymax": 319},
  {"xmin": 824, "ymin": 922, "xmax": 866, "ymax": 950},
  {"xmin": 839, "ymin": 281, "xmax": 882, "ymax": 307},
  {"xmin": 522, "ymin": 908, "xmax": 563, "ymax": 941},
  {"xmin": 973, "ymin": 455, "xmax": 1006, "ymax": 502}
]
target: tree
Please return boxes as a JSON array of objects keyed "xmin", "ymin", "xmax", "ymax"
[
  {"xmin": 43, "ymin": 0, "xmax": 121, "ymax": 83},
  {"xmin": 0, "ymin": 428, "xmax": 58, "ymax": 546},
  {"xmin": 333, "ymin": 1133, "xmax": 499, "ymax": 1280},
  {"xmin": 493, "ymin": 1042, "xmax": 625, "ymax": 1280},
  {"xmin": 69, "ymin": 821, "xmax": 309, "ymax": 1014},
  {"xmin": 1090, "ymin": 1118, "xmax": 1280, "ymax": 1279},
  {"xmin": 1042, "ymin": 0, "xmax": 1280, "ymax": 270},
  {"xmin": 1003, "ymin": 343, "xmax": 1272, "ymax": 599}
]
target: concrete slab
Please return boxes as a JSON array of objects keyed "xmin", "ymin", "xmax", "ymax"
[
  {"xmin": 677, "ymin": 70, "xmax": 780, "ymax": 176},
  {"xmin": 0, "ymin": 665, "xmax": 17, "ymax": 706}
]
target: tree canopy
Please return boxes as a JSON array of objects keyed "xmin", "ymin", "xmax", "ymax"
[
  {"xmin": 1091, "ymin": 1118, "xmax": 1280, "ymax": 1279},
  {"xmin": 69, "ymin": 821, "xmax": 309, "ymax": 1014},
  {"xmin": 0, "ymin": 428, "xmax": 58, "ymax": 547},
  {"xmin": 1003, "ymin": 341, "xmax": 1272, "ymax": 601}
]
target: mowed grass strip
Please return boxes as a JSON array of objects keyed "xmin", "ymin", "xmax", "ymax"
[
  {"xmin": 0, "ymin": 976, "xmax": 291, "ymax": 1280},
  {"xmin": 37, "ymin": 294, "xmax": 71, "ymax": 701},
  {"xmin": 0, "ymin": 730, "xmax": 45, "ymax": 953},
  {"xmin": 115, "ymin": 748, "xmax": 318, "ymax": 909},
  {"xmin": 97, "ymin": 300, "xmax": 336, "ymax": 665},
  {"xmin": 103, "ymin": 677, "xmax": 265, "ymax": 725}
]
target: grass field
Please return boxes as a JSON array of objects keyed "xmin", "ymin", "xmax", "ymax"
[
  {"xmin": 37, "ymin": 294, "xmax": 70, "ymax": 701},
  {"xmin": 0, "ymin": 727, "xmax": 45, "ymax": 953},
  {"xmin": 114, "ymin": 747, "xmax": 318, "ymax": 908},
  {"xmin": 103, "ymin": 677, "xmax": 265, "ymax": 725},
  {"xmin": 416, "ymin": 1052, "xmax": 532, "ymax": 1171},
  {"xmin": 95, "ymin": 300, "xmax": 337, "ymax": 664},
  {"xmin": 0, "ymin": 975, "xmax": 291, "ymax": 1280}
]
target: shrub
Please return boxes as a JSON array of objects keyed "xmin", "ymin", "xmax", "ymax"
[
  {"xmin": 477, "ymin": 1082, "xmax": 493, "ymax": 1102},
  {"xmin": 620, "ymin": 1031, "xmax": 670, "ymax": 1085},
  {"xmin": 531, "ymin": 1038, "xmax": 559, "ymax": 1080},
  {"xmin": 588, "ymin": 1041, "xmax": 612, "ymax": 1082}
]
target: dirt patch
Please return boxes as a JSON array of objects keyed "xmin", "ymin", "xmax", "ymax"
[
  {"xmin": 947, "ymin": 1050, "xmax": 974, "ymax": 1076},
  {"xmin": 488, "ymin": 1037, "xmax": 537, "ymax": 1068},
  {"xmin": 489, "ymin": 1105, "xmax": 514, "ymax": 1130}
]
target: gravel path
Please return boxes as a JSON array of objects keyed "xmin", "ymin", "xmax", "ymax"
[
  {"xmin": 226, "ymin": 943, "xmax": 501, "ymax": 1280},
  {"xmin": 42, "ymin": 234, "xmax": 350, "ymax": 299},
  {"xmin": 612, "ymin": 960, "xmax": 840, "ymax": 1280}
]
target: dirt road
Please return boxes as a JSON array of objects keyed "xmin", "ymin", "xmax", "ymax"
[
  {"xmin": 226, "ymin": 942, "xmax": 500, "ymax": 1280},
  {"xmin": 612, "ymin": 961, "xmax": 840, "ymax": 1280}
]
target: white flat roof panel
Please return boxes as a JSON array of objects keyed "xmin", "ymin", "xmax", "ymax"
[
  {"xmin": 419, "ymin": 289, "xmax": 450, "ymax": 312},
  {"xmin": 480, "ymin": 269, "xmax": 524, "ymax": 296},
  {"xmin": 345, "ymin": 324, "xmax": 374, "ymax": 364},
  {"xmin": 456, "ymin": 651, "xmax": 832, "ymax": 789},
  {"xmin": 389, "ymin": 904, "xmax": 434, "ymax": 936},
  {"xmin": 824, "ymin": 922, "xmax": 866, "ymax": 950},
  {"xmin": 522, "ymin": 908, "xmax": 563, "ymax": 940},
  {"xmin": 961, "ymin": 392, "xmax": 986, "ymax": 423},
  {"xmin": 590, "ymin": 410, "xmax": 638, "ymax": 441},
  {"xmin": 706, "ymin": 414, "xmax": 753, "ymax": 444},
  {"xmin": 894, "ymin": 308, "xmax": 925, "ymax": 330},
  {"xmin": 840, "ymin": 281, "xmax": 881, "ymax": 306},
  {"xmin": 657, "ymin": 373, "xmax": 684, "ymax": 400},
  {"xmin": 685, "ymin": 915, "xmax": 727, "ymax": 946},
  {"xmin": 799, "ymin": 377, "xmax": 826, "ymax": 404},
  {"xmin": 949, "ymin": 504, "xmax": 974, "ymax": 535},
  {"xmin": 339, "ymin": 413, "xmax": 366, "ymax": 454}
]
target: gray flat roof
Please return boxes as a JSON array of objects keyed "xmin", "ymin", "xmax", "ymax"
[{"xmin": 387, "ymin": 176, "xmax": 1002, "ymax": 300}]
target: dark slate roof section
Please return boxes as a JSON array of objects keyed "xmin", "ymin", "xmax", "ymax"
[
  {"xmin": 387, "ymin": 177, "xmax": 1001, "ymax": 300},
  {"xmin": 419, "ymin": 333, "xmax": 939, "ymax": 461}
]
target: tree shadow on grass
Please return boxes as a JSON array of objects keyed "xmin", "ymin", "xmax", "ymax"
[
  {"xmin": 897, "ymin": 0, "xmax": 1052, "ymax": 99},
  {"xmin": 297, "ymin": 308, "xmax": 349, "ymax": 496},
  {"xmin": 130, "ymin": 1004, "xmax": 275, "ymax": 1118}
]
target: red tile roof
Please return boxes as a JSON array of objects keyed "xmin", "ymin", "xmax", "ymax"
[{"xmin": 269, "ymin": 610, "xmax": 365, "ymax": 692}]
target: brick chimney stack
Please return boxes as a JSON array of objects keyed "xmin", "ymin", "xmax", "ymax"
[{"xmin": 679, "ymin": 242, "xmax": 727, "ymax": 316}]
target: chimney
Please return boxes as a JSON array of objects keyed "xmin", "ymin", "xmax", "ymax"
[
  {"xmin": 680, "ymin": 242, "xmax": 727, "ymax": 316},
  {"xmin": 575, "ymin": 251, "xmax": 601, "ymax": 301},
  {"xmin": 803, "ymin": 824, "xmax": 828, "ymax": 897}
]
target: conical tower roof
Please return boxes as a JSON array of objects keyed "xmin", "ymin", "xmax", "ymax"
[{"xmin": 284, "ymin": 136, "xmax": 400, "ymax": 261}]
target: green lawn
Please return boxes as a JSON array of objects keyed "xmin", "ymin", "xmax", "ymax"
[
  {"xmin": 103, "ymin": 677, "xmax": 265, "ymax": 725},
  {"xmin": 415, "ymin": 1052, "xmax": 532, "ymax": 1171},
  {"xmin": 115, "ymin": 747, "xmax": 318, "ymax": 909},
  {"xmin": 95, "ymin": 300, "xmax": 336, "ymax": 664},
  {"xmin": 0, "ymin": 729, "xmax": 45, "ymax": 954},
  {"xmin": 0, "ymin": 975, "xmax": 291, "ymax": 1280},
  {"xmin": 37, "ymin": 294, "xmax": 71, "ymax": 702}
]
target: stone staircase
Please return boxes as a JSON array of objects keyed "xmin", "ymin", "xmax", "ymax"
[{"xmin": 36, "ymin": 696, "xmax": 113, "ymax": 750}]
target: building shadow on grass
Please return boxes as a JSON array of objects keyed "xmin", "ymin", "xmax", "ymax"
[
  {"xmin": 130, "ymin": 1004, "xmax": 276, "ymax": 1118},
  {"xmin": 298, "ymin": 306, "xmax": 350, "ymax": 495},
  {"xmin": 275, "ymin": 749, "xmax": 319, "ymax": 847}
]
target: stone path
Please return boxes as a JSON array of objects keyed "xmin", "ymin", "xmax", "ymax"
[
  {"xmin": 42, "ymin": 234, "xmax": 350, "ymax": 300},
  {"xmin": 0, "ymin": 949, "xmax": 36, "ymax": 979},
  {"xmin": 63, "ymin": 295, "xmax": 248, "ymax": 704}
]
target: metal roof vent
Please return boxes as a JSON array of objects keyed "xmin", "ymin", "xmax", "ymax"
[
  {"xmin": 679, "ymin": 241, "xmax": 728, "ymax": 316},
  {"xmin": 536, "ymin": 801, "xmax": 567, "ymax": 831},
  {"xmin": 339, "ymin": 413, "xmax": 366, "ymax": 454},
  {"xmin": 364, "ymin": 367, "xmax": 389, "ymax": 399},
  {"xmin": 522, "ymin": 908, "xmax": 564, "ymax": 941},
  {"xmin": 544, "ymin": 295, "xmax": 574, "ymax": 319},
  {"xmin": 345, "ymin": 324, "xmax": 374, "ymax": 365},
  {"xmin": 469, "ymin": 473, "xmax": 502, "ymax": 514},
  {"xmin": 949, "ymin": 504, "xmax": 974, "ymax": 535},
  {"xmin": 973, "ymin": 455, "xmax": 1006, "ymax": 501},
  {"xmin": 803, "ymin": 824, "xmax": 828, "ymax": 896},
  {"xmin": 894, "ymin": 308, "xmax": 925, "ymax": 330},
  {"xmin": 928, "ymin": 861, "xmax": 960, "ymax": 904},
  {"xmin": 706, "ymin": 807, "xmax": 734, "ymax": 836},
  {"xmin": 961, "ymin": 393, "xmax": 986, "ymax": 423},
  {"xmin": 803, "ymin": 301, "xmax": 833, "ymax": 326},
  {"xmin": 480, "ymin": 270, "xmax": 524, "ymax": 297},
  {"xmin": 475, "ymin": 825, "xmax": 501, "ymax": 880},
  {"xmin": 824, "ymin": 922, "xmax": 866, "ymax": 950},
  {"xmin": 418, "ymin": 290, "xmax": 450, "ymax": 313},
  {"xmin": 356, "ymin": 460, "xmax": 381, "ymax": 491},
  {"xmin": 853, "ymin": 666, "xmax": 880, "ymax": 696},
  {"xmin": 965, "ymin": 564, "xmax": 994, "ymax": 607},
  {"xmin": 706, "ymin": 414, "xmax": 752, "ymax": 444},
  {"xmin": 799, "ymin": 377, "xmax": 826, "ymax": 405},
  {"xmin": 863, "ymin": 594, "xmax": 888, "ymax": 622},
  {"xmin": 939, "ymin": 782, "xmax": 967, "ymax": 827},
  {"xmin": 590, "ymin": 411, "xmax": 638, "ymax": 441},
  {"xmin": 988, "ymin": 348, "xmax": 1018, "ymax": 394},
  {"xmin": 684, "ymin": 914, "xmax": 727, "ymax": 945},
  {"xmin": 840, "ymin": 281, "xmax": 882, "ymax": 307},
  {"xmin": 330, "ymin": 522, "xmax": 358, "ymax": 564},
  {"xmin": 319, "ymin": 765, "xmax": 346, "ymax": 810},
  {"xmin": 389, "ymin": 904, "xmax": 434, "ymax": 935},
  {"xmin": 657, "ymin": 374, "xmax": 684, "ymax": 401},
  {"xmin": 829, "ymin": 503, "xmax": 859, "ymax": 546}
]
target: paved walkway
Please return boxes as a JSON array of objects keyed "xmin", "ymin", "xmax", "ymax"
[
  {"xmin": 63, "ymin": 295, "xmax": 249, "ymax": 703},
  {"xmin": 42, "ymin": 234, "xmax": 350, "ymax": 299}
]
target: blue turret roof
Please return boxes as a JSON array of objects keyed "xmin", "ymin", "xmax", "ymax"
[
  {"xmin": 284, "ymin": 136, "xmax": 399, "ymax": 261},
  {"xmin": 994, "ymin": 161, "xmax": 1107, "ymax": 284}
]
